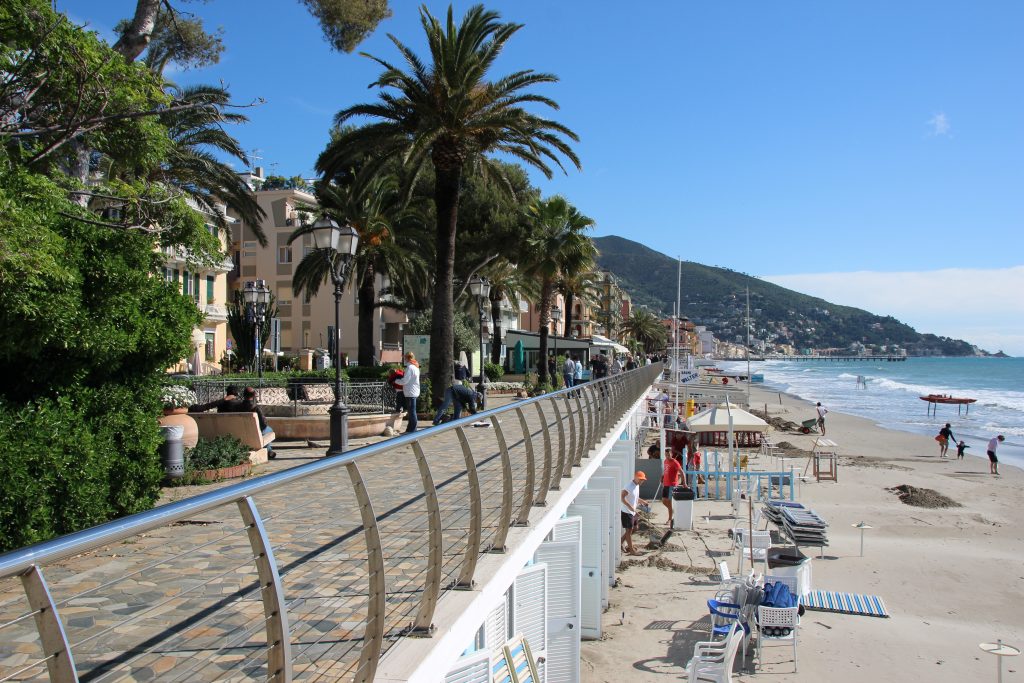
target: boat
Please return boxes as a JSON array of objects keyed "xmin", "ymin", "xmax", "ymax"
[{"xmin": 919, "ymin": 394, "xmax": 977, "ymax": 416}]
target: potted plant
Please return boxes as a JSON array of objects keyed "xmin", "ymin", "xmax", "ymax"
[{"xmin": 161, "ymin": 385, "xmax": 197, "ymax": 415}]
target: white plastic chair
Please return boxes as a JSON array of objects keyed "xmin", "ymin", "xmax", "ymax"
[
  {"xmin": 686, "ymin": 621, "xmax": 744, "ymax": 682},
  {"xmin": 764, "ymin": 574, "xmax": 799, "ymax": 598},
  {"xmin": 756, "ymin": 605, "xmax": 799, "ymax": 672},
  {"xmin": 737, "ymin": 530, "xmax": 771, "ymax": 575}
]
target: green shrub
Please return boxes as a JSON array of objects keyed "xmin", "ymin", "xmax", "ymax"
[
  {"xmin": 187, "ymin": 435, "xmax": 250, "ymax": 470},
  {"xmin": 346, "ymin": 365, "xmax": 392, "ymax": 381},
  {"xmin": 0, "ymin": 386, "xmax": 164, "ymax": 552},
  {"xmin": 484, "ymin": 362, "xmax": 505, "ymax": 381}
]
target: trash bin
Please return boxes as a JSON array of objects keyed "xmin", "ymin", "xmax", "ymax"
[
  {"xmin": 672, "ymin": 488, "xmax": 695, "ymax": 530},
  {"xmin": 159, "ymin": 425, "xmax": 185, "ymax": 480}
]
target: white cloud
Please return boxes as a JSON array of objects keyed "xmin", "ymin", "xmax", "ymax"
[
  {"xmin": 926, "ymin": 112, "xmax": 951, "ymax": 137},
  {"xmin": 762, "ymin": 266, "xmax": 1024, "ymax": 356}
]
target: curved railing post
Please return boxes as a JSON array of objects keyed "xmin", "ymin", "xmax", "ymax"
[
  {"xmin": 20, "ymin": 565, "xmax": 78, "ymax": 683},
  {"xmin": 514, "ymin": 407, "xmax": 537, "ymax": 521},
  {"xmin": 533, "ymin": 401, "xmax": 555, "ymax": 497},
  {"xmin": 454, "ymin": 426, "xmax": 482, "ymax": 589},
  {"xmin": 572, "ymin": 391, "xmax": 587, "ymax": 466},
  {"xmin": 237, "ymin": 497, "xmax": 292, "ymax": 683},
  {"xmin": 488, "ymin": 415, "xmax": 515, "ymax": 552},
  {"xmin": 550, "ymin": 396, "xmax": 569, "ymax": 479},
  {"xmin": 346, "ymin": 462, "xmax": 386, "ymax": 683},
  {"xmin": 562, "ymin": 393, "xmax": 578, "ymax": 468},
  {"xmin": 409, "ymin": 442, "xmax": 442, "ymax": 635}
]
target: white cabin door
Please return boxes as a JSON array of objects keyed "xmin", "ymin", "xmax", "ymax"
[
  {"xmin": 514, "ymin": 563, "xmax": 548, "ymax": 682},
  {"xmin": 535, "ymin": 517, "xmax": 581, "ymax": 683},
  {"xmin": 567, "ymin": 502, "xmax": 604, "ymax": 639},
  {"xmin": 587, "ymin": 474, "xmax": 621, "ymax": 585}
]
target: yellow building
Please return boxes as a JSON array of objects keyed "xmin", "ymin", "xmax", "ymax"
[{"xmin": 228, "ymin": 169, "xmax": 406, "ymax": 365}]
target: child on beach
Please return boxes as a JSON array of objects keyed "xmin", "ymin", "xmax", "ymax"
[{"xmin": 956, "ymin": 440, "xmax": 967, "ymax": 459}]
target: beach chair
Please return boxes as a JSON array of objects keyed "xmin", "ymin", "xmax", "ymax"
[
  {"xmin": 764, "ymin": 574, "xmax": 799, "ymax": 599},
  {"xmin": 686, "ymin": 621, "xmax": 744, "ymax": 683},
  {"xmin": 737, "ymin": 530, "xmax": 771, "ymax": 575},
  {"xmin": 756, "ymin": 605, "xmax": 800, "ymax": 672}
]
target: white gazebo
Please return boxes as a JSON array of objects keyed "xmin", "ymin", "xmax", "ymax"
[{"xmin": 687, "ymin": 402, "xmax": 768, "ymax": 449}]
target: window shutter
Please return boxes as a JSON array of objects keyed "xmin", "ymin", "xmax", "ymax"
[
  {"xmin": 193, "ymin": 274, "xmax": 200, "ymax": 302},
  {"xmin": 206, "ymin": 276, "xmax": 215, "ymax": 301}
]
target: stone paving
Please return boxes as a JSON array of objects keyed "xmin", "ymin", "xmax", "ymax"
[{"xmin": 0, "ymin": 392, "xmax": 622, "ymax": 682}]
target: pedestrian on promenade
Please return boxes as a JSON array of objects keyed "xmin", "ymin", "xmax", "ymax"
[
  {"xmin": 987, "ymin": 434, "xmax": 1005, "ymax": 475},
  {"xmin": 432, "ymin": 383, "xmax": 481, "ymax": 424},
  {"xmin": 816, "ymin": 402, "xmax": 828, "ymax": 436},
  {"xmin": 620, "ymin": 471, "xmax": 648, "ymax": 555},
  {"xmin": 591, "ymin": 353, "xmax": 608, "ymax": 379},
  {"xmin": 562, "ymin": 355, "xmax": 576, "ymax": 389},
  {"xmin": 573, "ymin": 355, "xmax": 583, "ymax": 386},
  {"xmin": 937, "ymin": 423, "xmax": 956, "ymax": 458},
  {"xmin": 396, "ymin": 352, "xmax": 421, "ymax": 433}
]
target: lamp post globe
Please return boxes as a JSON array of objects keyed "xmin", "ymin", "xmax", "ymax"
[
  {"xmin": 317, "ymin": 218, "xmax": 360, "ymax": 457},
  {"xmin": 469, "ymin": 276, "xmax": 490, "ymax": 407}
]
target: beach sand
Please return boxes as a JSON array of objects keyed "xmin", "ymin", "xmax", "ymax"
[{"xmin": 581, "ymin": 384, "xmax": 1024, "ymax": 682}]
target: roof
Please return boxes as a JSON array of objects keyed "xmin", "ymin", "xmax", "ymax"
[{"xmin": 686, "ymin": 403, "xmax": 769, "ymax": 432}]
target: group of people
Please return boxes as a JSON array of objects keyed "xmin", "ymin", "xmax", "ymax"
[{"xmin": 188, "ymin": 385, "xmax": 275, "ymax": 458}]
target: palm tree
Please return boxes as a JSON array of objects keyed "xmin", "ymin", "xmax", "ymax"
[
  {"xmin": 483, "ymin": 259, "xmax": 539, "ymax": 365},
  {"xmin": 559, "ymin": 268, "xmax": 601, "ymax": 339},
  {"xmin": 622, "ymin": 308, "xmax": 667, "ymax": 353},
  {"xmin": 522, "ymin": 196, "xmax": 596, "ymax": 385},
  {"xmin": 289, "ymin": 173, "xmax": 430, "ymax": 366},
  {"xmin": 157, "ymin": 84, "xmax": 266, "ymax": 243},
  {"xmin": 316, "ymin": 4, "xmax": 580, "ymax": 405}
]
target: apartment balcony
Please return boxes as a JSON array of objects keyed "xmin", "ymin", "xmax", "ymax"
[{"xmin": 203, "ymin": 303, "xmax": 229, "ymax": 322}]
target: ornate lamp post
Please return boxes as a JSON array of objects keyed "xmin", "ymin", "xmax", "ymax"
[
  {"xmin": 469, "ymin": 275, "xmax": 491, "ymax": 408},
  {"xmin": 242, "ymin": 279, "xmax": 270, "ymax": 379},
  {"xmin": 311, "ymin": 217, "xmax": 359, "ymax": 456},
  {"xmin": 551, "ymin": 304, "xmax": 562, "ymax": 364}
]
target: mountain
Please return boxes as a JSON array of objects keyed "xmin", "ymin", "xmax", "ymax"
[{"xmin": 593, "ymin": 235, "xmax": 985, "ymax": 356}]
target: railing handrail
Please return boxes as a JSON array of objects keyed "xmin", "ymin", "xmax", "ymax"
[{"xmin": 0, "ymin": 371, "xmax": 644, "ymax": 579}]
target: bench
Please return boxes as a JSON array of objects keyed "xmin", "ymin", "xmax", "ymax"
[{"xmin": 190, "ymin": 412, "xmax": 275, "ymax": 465}]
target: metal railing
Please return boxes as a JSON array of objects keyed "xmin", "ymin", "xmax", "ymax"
[{"xmin": 0, "ymin": 365, "xmax": 662, "ymax": 683}]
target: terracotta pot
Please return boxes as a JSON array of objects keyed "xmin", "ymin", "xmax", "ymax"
[
  {"xmin": 162, "ymin": 406, "xmax": 188, "ymax": 415},
  {"xmin": 158, "ymin": 411, "xmax": 199, "ymax": 448}
]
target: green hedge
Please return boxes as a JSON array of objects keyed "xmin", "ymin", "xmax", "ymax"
[{"xmin": 0, "ymin": 386, "xmax": 163, "ymax": 552}]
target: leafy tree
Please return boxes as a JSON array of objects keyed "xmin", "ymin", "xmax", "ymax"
[
  {"xmin": 522, "ymin": 196, "xmax": 595, "ymax": 384},
  {"xmin": 406, "ymin": 309, "xmax": 479, "ymax": 361},
  {"xmin": 115, "ymin": 5, "xmax": 224, "ymax": 75},
  {"xmin": 483, "ymin": 259, "xmax": 538, "ymax": 364},
  {"xmin": 317, "ymin": 4, "xmax": 580, "ymax": 405}
]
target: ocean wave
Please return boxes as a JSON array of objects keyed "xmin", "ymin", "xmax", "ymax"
[
  {"xmin": 837, "ymin": 373, "xmax": 859, "ymax": 380},
  {"xmin": 870, "ymin": 377, "xmax": 942, "ymax": 395}
]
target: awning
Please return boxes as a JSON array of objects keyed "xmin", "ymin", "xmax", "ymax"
[{"xmin": 687, "ymin": 403, "xmax": 768, "ymax": 432}]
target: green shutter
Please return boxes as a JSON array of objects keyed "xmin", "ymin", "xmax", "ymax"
[
  {"xmin": 174, "ymin": 269, "xmax": 180, "ymax": 284},
  {"xmin": 193, "ymin": 274, "xmax": 200, "ymax": 302},
  {"xmin": 206, "ymin": 276, "xmax": 215, "ymax": 301}
]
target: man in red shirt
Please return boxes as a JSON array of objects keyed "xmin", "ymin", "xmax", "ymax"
[{"xmin": 661, "ymin": 452, "xmax": 682, "ymax": 527}]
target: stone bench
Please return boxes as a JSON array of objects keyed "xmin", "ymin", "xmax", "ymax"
[{"xmin": 190, "ymin": 412, "xmax": 275, "ymax": 464}]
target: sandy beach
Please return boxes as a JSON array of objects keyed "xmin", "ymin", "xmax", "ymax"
[{"xmin": 581, "ymin": 383, "xmax": 1024, "ymax": 682}]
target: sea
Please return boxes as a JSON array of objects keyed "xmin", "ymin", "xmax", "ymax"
[{"xmin": 718, "ymin": 357, "xmax": 1024, "ymax": 472}]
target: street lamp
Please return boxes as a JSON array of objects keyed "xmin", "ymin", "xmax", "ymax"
[
  {"xmin": 311, "ymin": 217, "xmax": 359, "ymax": 456},
  {"xmin": 242, "ymin": 279, "xmax": 270, "ymax": 379},
  {"xmin": 551, "ymin": 304, "xmax": 562, "ymax": 358},
  {"xmin": 469, "ymin": 275, "xmax": 491, "ymax": 408}
]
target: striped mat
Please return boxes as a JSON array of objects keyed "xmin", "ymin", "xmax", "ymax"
[{"xmin": 802, "ymin": 591, "xmax": 890, "ymax": 618}]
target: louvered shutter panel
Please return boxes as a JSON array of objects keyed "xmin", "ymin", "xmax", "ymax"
[
  {"xmin": 535, "ymin": 517, "xmax": 581, "ymax": 683},
  {"xmin": 568, "ymin": 498, "xmax": 606, "ymax": 639},
  {"xmin": 485, "ymin": 596, "xmax": 508, "ymax": 651},
  {"xmin": 443, "ymin": 649, "xmax": 490, "ymax": 683},
  {"xmin": 514, "ymin": 564, "xmax": 547, "ymax": 682}
]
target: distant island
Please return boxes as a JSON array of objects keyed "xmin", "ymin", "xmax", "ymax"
[{"xmin": 594, "ymin": 235, "xmax": 992, "ymax": 357}]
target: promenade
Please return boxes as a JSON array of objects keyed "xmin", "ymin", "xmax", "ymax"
[{"xmin": 0, "ymin": 369, "xmax": 658, "ymax": 682}]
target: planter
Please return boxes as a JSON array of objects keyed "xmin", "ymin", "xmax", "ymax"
[
  {"xmin": 197, "ymin": 462, "xmax": 252, "ymax": 482},
  {"xmin": 158, "ymin": 411, "xmax": 199, "ymax": 448},
  {"xmin": 163, "ymin": 407, "xmax": 188, "ymax": 416}
]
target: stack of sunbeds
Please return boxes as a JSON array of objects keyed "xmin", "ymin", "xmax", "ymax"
[{"xmin": 763, "ymin": 501, "xmax": 829, "ymax": 548}]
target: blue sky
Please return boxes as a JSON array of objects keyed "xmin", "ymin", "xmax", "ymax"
[{"xmin": 59, "ymin": 1, "xmax": 1024, "ymax": 353}]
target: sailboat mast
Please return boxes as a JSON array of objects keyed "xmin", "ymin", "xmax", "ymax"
[{"xmin": 746, "ymin": 286, "xmax": 751, "ymax": 406}]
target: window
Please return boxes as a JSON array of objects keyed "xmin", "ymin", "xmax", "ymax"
[
  {"xmin": 278, "ymin": 246, "xmax": 292, "ymax": 264},
  {"xmin": 206, "ymin": 276, "xmax": 215, "ymax": 302},
  {"xmin": 205, "ymin": 331, "xmax": 216, "ymax": 361},
  {"xmin": 182, "ymin": 270, "xmax": 191, "ymax": 296}
]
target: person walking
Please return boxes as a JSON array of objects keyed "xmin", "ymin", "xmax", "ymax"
[
  {"xmin": 956, "ymin": 440, "xmax": 968, "ymax": 460},
  {"xmin": 987, "ymin": 434, "xmax": 1005, "ymax": 475},
  {"xmin": 937, "ymin": 423, "xmax": 956, "ymax": 458},
  {"xmin": 396, "ymin": 352, "xmax": 421, "ymax": 433},
  {"xmin": 620, "ymin": 471, "xmax": 648, "ymax": 555},
  {"xmin": 815, "ymin": 402, "xmax": 828, "ymax": 436},
  {"xmin": 661, "ymin": 452, "xmax": 682, "ymax": 527},
  {"xmin": 562, "ymin": 355, "xmax": 576, "ymax": 389},
  {"xmin": 573, "ymin": 355, "xmax": 583, "ymax": 386}
]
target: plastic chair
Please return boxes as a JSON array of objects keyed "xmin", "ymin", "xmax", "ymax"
[
  {"xmin": 686, "ymin": 622, "xmax": 743, "ymax": 683},
  {"xmin": 756, "ymin": 605, "xmax": 800, "ymax": 672},
  {"xmin": 764, "ymin": 575, "xmax": 799, "ymax": 600},
  {"xmin": 737, "ymin": 530, "xmax": 771, "ymax": 575}
]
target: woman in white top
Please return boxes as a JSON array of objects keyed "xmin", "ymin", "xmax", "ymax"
[{"xmin": 396, "ymin": 352, "xmax": 421, "ymax": 433}]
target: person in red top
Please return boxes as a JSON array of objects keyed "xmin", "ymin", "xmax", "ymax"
[
  {"xmin": 661, "ymin": 451, "xmax": 683, "ymax": 527},
  {"xmin": 686, "ymin": 442, "xmax": 702, "ymax": 496}
]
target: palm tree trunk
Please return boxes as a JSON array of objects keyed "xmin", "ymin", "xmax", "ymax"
[
  {"xmin": 537, "ymin": 278, "xmax": 553, "ymax": 385},
  {"xmin": 357, "ymin": 265, "xmax": 376, "ymax": 367},
  {"xmin": 490, "ymin": 291, "xmax": 502, "ymax": 365},
  {"xmin": 429, "ymin": 165, "xmax": 461, "ymax": 406},
  {"xmin": 564, "ymin": 291, "xmax": 575, "ymax": 338}
]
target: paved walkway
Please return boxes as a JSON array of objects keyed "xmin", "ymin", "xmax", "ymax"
[{"xmin": 0, "ymin": 395, "xmax": 571, "ymax": 682}]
